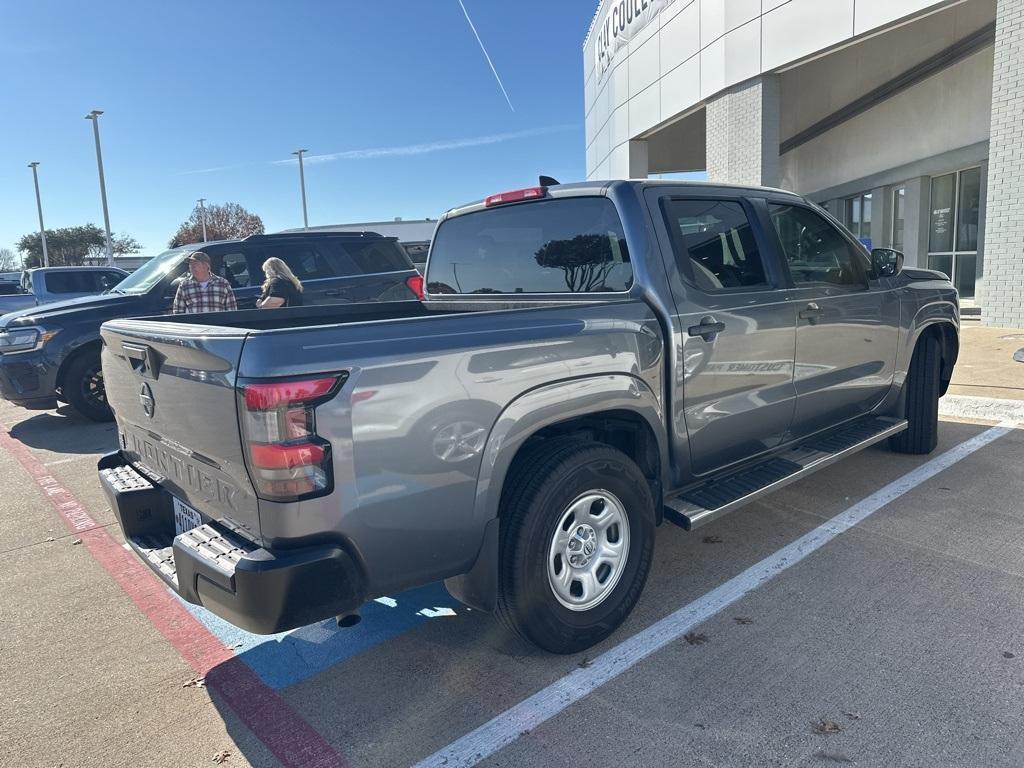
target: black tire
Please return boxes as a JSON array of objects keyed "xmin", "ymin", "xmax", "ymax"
[
  {"xmin": 496, "ymin": 438, "xmax": 655, "ymax": 654},
  {"xmin": 889, "ymin": 333, "xmax": 941, "ymax": 455},
  {"xmin": 63, "ymin": 352, "xmax": 113, "ymax": 422}
]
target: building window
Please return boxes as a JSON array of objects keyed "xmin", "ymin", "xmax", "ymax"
[
  {"xmin": 928, "ymin": 167, "xmax": 981, "ymax": 299},
  {"xmin": 844, "ymin": 192, "xmax": 872, "ymax": 246},
  {"xmin": 892, "ymin": 187, "xmax": 905, "ymax": 252}
]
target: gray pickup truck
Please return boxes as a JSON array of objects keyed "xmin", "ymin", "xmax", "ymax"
[
  {"xmin": 0, "ymin": 266, "xmax": 128, "ymax": 313},
  {"xmin": 97, "ymin": 180, "xmax": 958, "ymax": 654}
]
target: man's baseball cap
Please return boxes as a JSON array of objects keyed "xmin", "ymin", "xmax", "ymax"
[{"xmin": 187, "ymin": 251, "xmax": 211, "ymax": 264}]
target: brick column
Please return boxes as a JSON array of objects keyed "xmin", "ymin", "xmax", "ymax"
[
  {"xmin": 705, "ymin": 75, "xmax": 780, "ymax": 188},
  {"xmin": 982, "ymin": 0, "xmax": 1024, "ymax": 328}
]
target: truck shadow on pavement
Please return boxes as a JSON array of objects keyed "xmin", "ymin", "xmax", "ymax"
[
  {"xmin": 7, "ymin": 407, "xmax": 117, "ymax": 455},
  {"xmin": 201, "ymin": 421, "xmax": 1004, "ymax": 768},
  {"xmin": 202, "ymin": 582, "xmax": 529, "ymax": 768}
]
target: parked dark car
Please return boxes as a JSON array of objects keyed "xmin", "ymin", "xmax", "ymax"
[
  {"xmin": 0, "ymin": 231, "xmax": 422, "ymax": 421},
  {"xmin": 97, "ymin": 180, "xmax": 958, "ymax": 653}
]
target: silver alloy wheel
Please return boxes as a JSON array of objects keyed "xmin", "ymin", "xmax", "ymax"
[{"xmin": 547, "ymin": 490, "xmax": 630, "ymax": 612}]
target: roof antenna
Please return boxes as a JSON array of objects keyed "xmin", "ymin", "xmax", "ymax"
[{"xmin": 539, "ymin": 175, "xmax": 560, "ymax": 187}]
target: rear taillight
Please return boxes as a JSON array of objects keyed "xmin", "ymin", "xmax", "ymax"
[
  {"xmin": 405, "ymin": 274, "xmax": 425, "ymax": 300},
  {"xmin": 484, "ymin": 186, "xmax": 546, "ymax": 207},
  {"xmin": 240, "ymin": 374, "xmax": 346, "ymax": 501}
]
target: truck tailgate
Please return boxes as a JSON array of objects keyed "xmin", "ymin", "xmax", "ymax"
[{"xmin": 100, "ymin": 319, "xmax": 261, "ymax": 541}]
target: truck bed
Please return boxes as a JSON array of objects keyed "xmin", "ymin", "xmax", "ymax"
[
  {"xmin": 99, "ymin": 296, "xmax": 662, "ymax": 593},
  {"xmin": 127, "ymin": 298, "xmax": 585, "ymax": 333}
]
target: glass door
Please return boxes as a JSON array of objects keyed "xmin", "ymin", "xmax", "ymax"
[{"xmin": 928, "ymin": 167, "xmax": 980, "ymax": 298}]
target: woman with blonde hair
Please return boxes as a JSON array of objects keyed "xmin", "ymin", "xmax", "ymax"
[{"xmin": 256, "ymin": 257, "xmax": 304, "ymax": 309}]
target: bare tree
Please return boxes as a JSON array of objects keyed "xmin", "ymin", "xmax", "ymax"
[
  {"xmin": 0, "ymin": 248, "xmax": 19, "ymax": 272},
  {"xmin": 170, "ymin": 202, "xmax": 264, "ymax": 247}
]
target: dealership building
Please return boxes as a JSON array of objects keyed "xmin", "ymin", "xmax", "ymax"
[{"xmin": 583, "ymin": 0, "xmax": 1024, "ymax": 326}]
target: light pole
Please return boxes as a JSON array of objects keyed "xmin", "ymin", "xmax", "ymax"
[
  {"xmin": 197, "ymin": 198, "xmax": 208, "ymax": 242},
  {"xmin": 292, "ymin": 148, "xmax": 309, "ymax": 230},
  {"xmin": 27, "ymin": 162, "xmax": 50, "ymax": 268},
  {"xmin": 85, "ymin": 110, "xmax": 114, "ymax": 266}
]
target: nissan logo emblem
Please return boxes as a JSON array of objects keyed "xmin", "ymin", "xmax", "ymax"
[{"xmin": 139, "ymin": 382, "xmax": 155, "ymax": 418}]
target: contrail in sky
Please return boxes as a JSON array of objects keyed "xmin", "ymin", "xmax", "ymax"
[
  {"xmin": 457, "ymin": 0, "xmax": 515, "ymax": 112},
  {"xmin": 177, "ymin": 124, "xmax": 576, "ymax": 174},
  {"xmin": 285, "ymin": 125, "xmax": 574, "ymax": 165}
]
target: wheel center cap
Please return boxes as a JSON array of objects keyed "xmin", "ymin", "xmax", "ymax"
[{"xmin": 567, "ymin": 524, "xmax": 598, "ymax": 568}]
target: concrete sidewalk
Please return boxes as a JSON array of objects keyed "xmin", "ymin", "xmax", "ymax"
[{"xmin": 947, "ymin": 324, "xmax": 1024, "ymax": 401}]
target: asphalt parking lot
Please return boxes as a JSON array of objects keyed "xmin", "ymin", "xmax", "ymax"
[{"xmin": 3, "ymin": 331, "xmax": 1024, "ymax": 768}]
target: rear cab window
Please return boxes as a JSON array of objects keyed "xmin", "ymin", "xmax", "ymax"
[
  {"xmin": 46, "ymin": 271, "xmax": 107, "ymax": 293},
  {"xmin": 426, "ymin": 196, "xmax": 633, "ymax": 295}
]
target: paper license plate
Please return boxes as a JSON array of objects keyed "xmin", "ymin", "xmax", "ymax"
[{"xmin": 173, "ymin": 497, "xmax": 203, "ymax": 536}]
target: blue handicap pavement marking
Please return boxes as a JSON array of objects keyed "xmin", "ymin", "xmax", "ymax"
[{"xmin": 180, "ymin": 581, "xmax": 460, "ymax": 689}]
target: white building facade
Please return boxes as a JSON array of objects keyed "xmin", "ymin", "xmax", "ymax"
[{"xmin": 583, "ymin": 0, "xmax": 1024, "ymax": 326}]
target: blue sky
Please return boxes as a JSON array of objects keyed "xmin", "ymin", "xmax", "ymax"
[{"xmin": 0, "ymin": 1, "xmax": 599, "ymax": 259}]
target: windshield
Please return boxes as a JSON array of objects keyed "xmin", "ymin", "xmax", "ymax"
[{"xmin": 113, "ymin": 248, "xmax": 189, "ymax": 294}]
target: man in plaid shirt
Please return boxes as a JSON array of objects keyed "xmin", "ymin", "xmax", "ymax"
[{"xmin": 172, "ymin": 251, "xmax": 238, "ymax": 314}]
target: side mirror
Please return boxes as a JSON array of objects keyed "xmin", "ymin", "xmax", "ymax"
[{"xmin": 871, "ymin": 248, "xmax": 904, "ymax": 278}]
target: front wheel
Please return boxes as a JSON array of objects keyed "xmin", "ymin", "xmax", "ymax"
[
  {"xmin": 63, "ymin": 352, "xmax": 113, "ymax": 422},
  {"xmin": 496, "ymin": 439, "xmax": 655, "ymax": 654},
  {"xmin": 889, "ymin": 333, "xmax": 941, "ymax": 454}
]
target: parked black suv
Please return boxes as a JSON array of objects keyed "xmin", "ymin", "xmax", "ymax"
[{"xmin": 0, "ymin": 231, "xmax": 422, "ymax": 421}]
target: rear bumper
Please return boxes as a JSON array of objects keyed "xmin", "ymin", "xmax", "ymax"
[
  {"xmin": 0, "ymin": 351, "xmax": 58, "ymax": 408},
  {"xmin": 97, "ymin": 452, "xmax": 366, "ymax": 634}
]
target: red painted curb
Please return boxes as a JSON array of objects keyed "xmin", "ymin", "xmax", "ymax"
[{"xmin": 0, "ymin": 430, "xmax": 349, "ymax": 768}]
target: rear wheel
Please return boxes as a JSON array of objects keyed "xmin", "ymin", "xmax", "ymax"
[
  {"xmin": 64, "ymin": 352, "xmax": 113, "ymax": 422},
  {"xmin": 889, "ymin": 333, "xmax": 941, "ymax": 454},
  {"xmin": 496, "ymin": 438, "xmax": 655, "ymax": 654}
]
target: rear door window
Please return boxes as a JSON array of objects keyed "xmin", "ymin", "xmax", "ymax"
[
  {"xmin": 427, "ymin": 197, "xmax": 632, "ymax": 295},
  {"xmin": 342, "ymin": 240, "xmax": 411, "ymax": 274},
  {"xmin": 270, "ymin": 245, "xmax": 340, "ymax": 282},
  {"xmin": 660, "ymin": 199, "xmax": 770, "ymax": 291}
]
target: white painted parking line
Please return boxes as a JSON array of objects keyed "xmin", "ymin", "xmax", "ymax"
[
  {"xmin": 413, "ymin": 423, "xmax": 1014, "ymax": 768},
  {"xmin": 940, "ymin": 394, "xmax": 1024, "ymax": 424},
  {"xmin": 43, "ymin": 456, "xmax": 86, "ymax": 467}
]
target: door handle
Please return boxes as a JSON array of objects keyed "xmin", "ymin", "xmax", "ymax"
[
  {"xmin": 687, "ymin": 316, "xmax": 726, "ymax": 340},
  {"xmin": 324, "ymin": 289, "xmax": 345, "ymax": 297},
  {"xmin": 799, "ymin": 302, "xmax": 824, "ymax": 323}
]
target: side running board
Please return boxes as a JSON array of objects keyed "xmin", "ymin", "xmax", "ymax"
[{"xmin": 664, "ymin": 416, "xmax": 908, "ymax": 531}]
